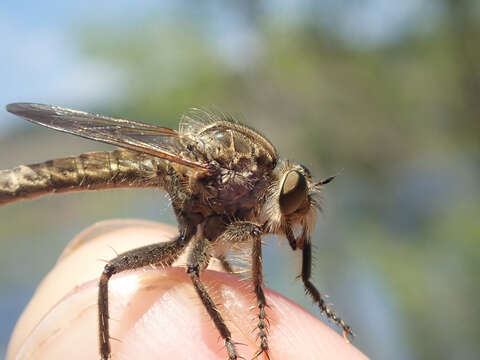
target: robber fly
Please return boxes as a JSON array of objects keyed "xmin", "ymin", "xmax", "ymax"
[{"xmin": 1, "ymin": 103, "xmax": 352, "ymax": 359}]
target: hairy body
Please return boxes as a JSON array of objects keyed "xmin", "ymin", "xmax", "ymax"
[{"xmin": 1, "ymin": 103, "xmax": 351, "ymax": 359}]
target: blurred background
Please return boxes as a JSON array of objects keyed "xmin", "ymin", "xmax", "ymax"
[{"xmin": 1, "ymin": 1, "xmax": 479, "ymax": 359}]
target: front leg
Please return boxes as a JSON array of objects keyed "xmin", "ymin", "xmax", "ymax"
[{"xmin": 301, "ymin": 239, "xmax": 353, "ymax": 340}]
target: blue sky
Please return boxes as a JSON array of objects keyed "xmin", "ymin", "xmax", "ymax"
[{"xmin": 0, "ymin": 1, "xmax": 155, "ymax": 131}]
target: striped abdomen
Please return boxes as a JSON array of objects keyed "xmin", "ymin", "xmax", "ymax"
[{"xmin": 0, "ymin": 149, "xmax": 168, "ymax": 206}]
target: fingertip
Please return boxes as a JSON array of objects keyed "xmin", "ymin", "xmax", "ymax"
[
  {"xmin": 10, "ymin": 267, "xmax": 366, "ymax": 360},
  {"xmin": 8, "ymin": 221, "xmax": 367, "ymax": 360}
]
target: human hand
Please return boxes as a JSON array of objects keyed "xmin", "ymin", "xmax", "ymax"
[{"xmin": 7, "ymin": 220, "xmax": 367, "ymax": 360}]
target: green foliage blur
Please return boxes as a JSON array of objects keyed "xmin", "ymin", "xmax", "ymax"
[{"xmin": 1, "ymin": 1, "xmax": 479, "ymax": 359}]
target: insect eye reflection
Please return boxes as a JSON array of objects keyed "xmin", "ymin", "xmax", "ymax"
[{"xmin": 279, "ymin": 170, "xmax": 308, "ymax": 215}]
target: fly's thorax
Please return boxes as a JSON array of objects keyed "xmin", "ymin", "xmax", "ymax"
[
  {"xmin": 180, "ymin": 111, "xmax": 277, "ymax": 168},
  {"xmin": 176, "ymin": 111, "xmax": 279, "ymax": 216},
  {"xmin": 194, "ymin": 170, "xmax": 268, "ymax": 217}
]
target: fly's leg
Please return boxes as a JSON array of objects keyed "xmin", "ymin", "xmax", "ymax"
[
  {"xmin": 301, "ymin": 240, "xmax": 353, "ymax": 340},
  {"xmin": 222, "ymin": 221, "xmax": 269, "ymax": 359},
  {"xmin": 98, "ymin": 228, "xmax": 195, "ymax": 360},
  {"xmin": 250, "ymin": 225, "xmax": 269, "ymax": 359},
  {"xmin": 186, "ymin": 236, "xmax": 239, "ymax": 359},
  {"xmin": 285, "ymin": 224, "xmax": 297, "ymax": 250},
  {"xmin": 217, "ymin": 254, "xmax": 236, "ymax": 274}
]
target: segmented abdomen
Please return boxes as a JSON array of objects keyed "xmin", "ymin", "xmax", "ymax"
[{"xmin": 0, "ymin": 149, "xmax": 168, "ymax": 205}]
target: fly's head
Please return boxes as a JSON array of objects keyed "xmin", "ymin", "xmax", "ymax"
[{"xmin": 263, "ymin": 162, "xmax": 333, "ymax": 250}]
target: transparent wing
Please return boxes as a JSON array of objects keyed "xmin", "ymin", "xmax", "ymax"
[{"xmin": 6, "ymin": 103, "xmax": 208, "ymax": 169}]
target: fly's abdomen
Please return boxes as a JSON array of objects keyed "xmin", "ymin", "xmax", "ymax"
[{"xmin": 0, "ymin": 149, "xmax": 168, "ymax": 205}]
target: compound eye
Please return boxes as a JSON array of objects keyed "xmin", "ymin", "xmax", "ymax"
[{"xmin": 279, "ymin": 170, "xmax": 308, "ymax": 215}]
